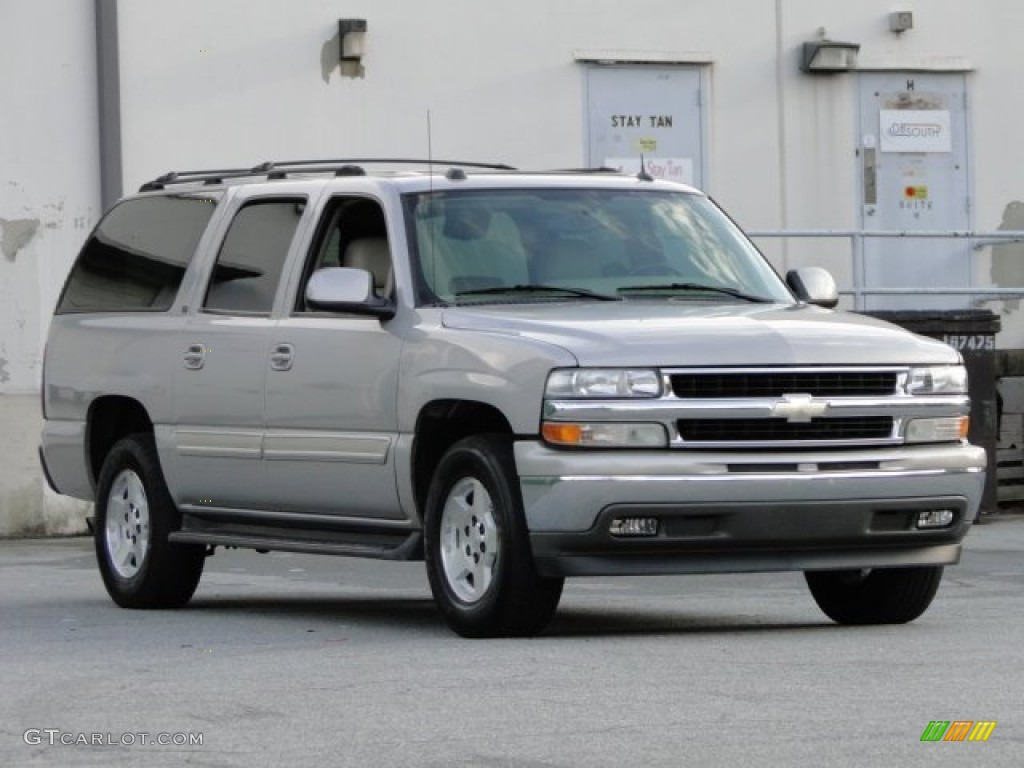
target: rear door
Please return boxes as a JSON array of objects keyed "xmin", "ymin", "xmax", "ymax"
[{"xmin": 172, "ymin": 194, "xmax": 309, "ymax": 509}]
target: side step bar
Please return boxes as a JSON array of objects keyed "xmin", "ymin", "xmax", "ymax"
[
  {"xmin": 169, "ymin": 506, "xmax": 423, "ymax": 560},
  {"xmin": 169, "ymin": 530, "xmax": 422, "ymax": 560}
]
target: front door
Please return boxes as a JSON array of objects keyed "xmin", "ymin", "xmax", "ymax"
[
  {"xmin": 857, "ymin": 73, "xmax": 971, "ymax": 309},
  {"xmin": 262, "ymin": 195, "xmax": 404, "ymax": 519}
]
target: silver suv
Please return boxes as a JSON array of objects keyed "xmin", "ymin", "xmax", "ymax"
[{"xmin": 40, "ymin": 159, "xmax": 985, "ymax": 637}]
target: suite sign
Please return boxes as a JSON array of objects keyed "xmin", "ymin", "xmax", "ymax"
[{"xmin": 879, "ymin": 110, "xmax": 952, "ymax": 153}]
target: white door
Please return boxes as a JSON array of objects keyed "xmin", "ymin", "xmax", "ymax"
[
  {"xmin": 857, "ymin": 73, "xmax": 971, "ymax": 309},
  {"xmin": 586, "ymin": 65, "xmax": 705, "ymax": 188}
]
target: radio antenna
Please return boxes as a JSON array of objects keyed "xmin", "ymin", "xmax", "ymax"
[
  {"xmin": 637, "ymin": 152, "xmax": 654, "ymax": 182},
  {"xmin": 427, "ymin": 109, "xmax": 434, "ymax": 181}
]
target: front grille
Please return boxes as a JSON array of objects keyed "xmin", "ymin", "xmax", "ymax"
[
  {"xmin": 677, "ymin": 416, "xmax": 894, "ymax": 443},
  {"xmin": 670, "ymin": 371, "xmax": 898, "ymax": 399}
]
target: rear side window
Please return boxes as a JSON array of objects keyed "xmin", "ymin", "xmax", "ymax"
[
  {"xmin": 57, "ymin": 193, "xmax": 220, "ymax": 313},
  {"xmin": 202, "ymin": 198, "xmax": 305, "ymax": 314}
]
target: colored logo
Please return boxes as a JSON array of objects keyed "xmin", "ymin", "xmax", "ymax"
[{"xmin": 920, "ymin": 720, "xmax": 996, "ymax": 742}]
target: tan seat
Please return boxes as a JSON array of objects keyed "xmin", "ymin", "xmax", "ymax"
[{"xmin": 343, "ymin": 237, "xmax": 392, "ymax": 294}]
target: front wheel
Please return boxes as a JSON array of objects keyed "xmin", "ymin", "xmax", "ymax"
[
  {"xmin": 424, "ymin": 434, "xmax": 564, "ymax": 638},
  {"xmin": 805, "ymin": 566, "xmax": 944, "ymax": 625},
  {"xmin": 94, "ymin": 433, "xmax": 205, "ymax": 609}
]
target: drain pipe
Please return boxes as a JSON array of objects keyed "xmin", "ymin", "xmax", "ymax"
[
  {"xmin": 773, "ymin": 0, "xmax": 790, "ymax": 273},
  {"xmin": 95, "ymin": 0, "xmax": 123, "ymax": 211}
]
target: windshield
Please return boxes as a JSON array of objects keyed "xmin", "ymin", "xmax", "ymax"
[{"xmin": 403, "ymin": 188, "xmax": 794, "ymax": 305}]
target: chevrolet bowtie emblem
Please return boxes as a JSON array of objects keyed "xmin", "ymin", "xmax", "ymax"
[{"xmin": 770, "ymin": 393, "xmax": 828, "ymax": 422}]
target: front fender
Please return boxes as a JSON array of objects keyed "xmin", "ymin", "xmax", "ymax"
[{"xmin": 397, "ymin": 325, "xmax": 576, "ymax": 435}]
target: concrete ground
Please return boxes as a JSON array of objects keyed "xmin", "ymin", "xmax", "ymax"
[{"xmin": 1, "ymin": 515, "xmax": 1022, "ymax": 767}]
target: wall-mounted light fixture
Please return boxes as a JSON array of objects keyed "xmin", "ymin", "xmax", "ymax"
[
  {"xmin": 800, "ymin": 40, "xmax": 860, "ymax": 73},
  {"xmin": 338, "ymin": 19, "xmax": 367, "ymax": 62},
  {"xmin": 889, "ymin": 11, "xmax": 913, "ymax": 33}
]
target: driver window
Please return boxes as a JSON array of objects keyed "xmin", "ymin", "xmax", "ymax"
[{"xmin": 298, "ymin": 197, "xmax": 392, "ymax": 311}]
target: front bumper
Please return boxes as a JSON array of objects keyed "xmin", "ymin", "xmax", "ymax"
[{"xmin": 514, "ymin": 440, "xmax": 986, "ymax": 577}]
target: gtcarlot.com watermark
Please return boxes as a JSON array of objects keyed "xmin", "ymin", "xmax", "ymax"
[{"xmin": 24, "ymin": 729, "xmax": 203, "ymax": 747}]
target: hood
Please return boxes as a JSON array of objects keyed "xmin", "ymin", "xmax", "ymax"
[{"xmin": 441, "ymin": 301, "xmax": 959, "ymax": 367}]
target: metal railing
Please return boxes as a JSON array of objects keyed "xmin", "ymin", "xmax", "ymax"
[{"xmin": 747, "ymin": 229, "xmax": 1024, "ymax": 310}]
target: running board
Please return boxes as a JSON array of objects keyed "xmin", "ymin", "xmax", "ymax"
[
  {"xmin": 170, "ymin": 506, "xmax": 423, "ymax": 560},
  {"xmin": 169, "ymin": 530, "xmax": 423, "ymax": 560}
]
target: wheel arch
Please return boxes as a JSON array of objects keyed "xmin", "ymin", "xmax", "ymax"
[
  {"xmin": 86, "ymin": 395, "xmax": 154, "ymax": 491},
  {"xmin": 411, "ymin": 399, "xmax": 515, "ymax": 518}
]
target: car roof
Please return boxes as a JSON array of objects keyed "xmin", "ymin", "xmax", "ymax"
[{"xmin": 135, "ymin": 159, "xmax": 704, "ymax": 198}]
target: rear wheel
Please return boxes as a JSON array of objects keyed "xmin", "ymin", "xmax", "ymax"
[
  {"xmin": 95, "ymin": 433, "xmax": 205, "ymax": 608},
  {"xmin": 805, "ymin": 566, "xmax": 944, "ymax": 625},
  {"xmin": 424, "ymin": 434, "xmax": 564, "ymax": 638}
]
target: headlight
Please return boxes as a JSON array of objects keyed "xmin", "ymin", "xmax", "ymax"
[
  {"xmin": 906, "ymin": 365, "xmax": 968, "ymax": 395},
  {"xmin": 545, "ymin": 368, "xmax": 661, "ymax": 398}
]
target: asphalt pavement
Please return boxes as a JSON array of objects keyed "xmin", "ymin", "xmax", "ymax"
[{"xmin": 1, "ymin": 514, "xmax": 1022, "ymax": 767}]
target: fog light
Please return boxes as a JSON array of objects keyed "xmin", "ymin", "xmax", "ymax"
[
  {"xmin": 609, "ymin": 517, "xmax": 659, "ymax": 537},
  {"xmin": 916, "ymin": 509, "xmax": 955, "ymax": 529}
]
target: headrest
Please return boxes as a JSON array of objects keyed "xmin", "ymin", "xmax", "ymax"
[{"xmin": 343, "ymin": 238, "xmax": 391, "ymax": 292}]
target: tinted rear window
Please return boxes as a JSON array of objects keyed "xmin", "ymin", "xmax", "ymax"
[{"xmin": 57, "ymin": 193, "xmax": 220, "ymax": 313}]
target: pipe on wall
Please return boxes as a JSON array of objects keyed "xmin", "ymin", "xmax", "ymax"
[{"xmin": 95, "ymin": 0, "xmax": 122, "ymax": 211}]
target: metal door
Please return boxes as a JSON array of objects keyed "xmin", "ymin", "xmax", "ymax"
[
  {"xmin": 262, "ymin": 314, "xmax": 403, "ymax": 519},
  {"xmin": 173, "ymin": 316, "xmax": 271, "ymax": 508},
  {"xmin": 586, "ymin": 65, "xmax": 705, "ymax": 188},
  {"xmin": 262, "ymin": 196, "xmax": 403, "ymax": 520},
  {"xmin": 857, "ymin": 73, "xmax": 971, "ymax": 309},
  {"xmin": 172, "ymin": 196, "xmax": 307, "ymax": 509}
]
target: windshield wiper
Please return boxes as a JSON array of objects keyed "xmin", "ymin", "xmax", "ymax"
[
  {"xmin": 456, "ymin": 284, "xmax": 622, "ymax": 301},
  {"xmin": 618, "ymin": 282, "xmax": 774, "ymax": 303}
]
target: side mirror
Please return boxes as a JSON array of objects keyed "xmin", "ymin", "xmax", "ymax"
[
  {"xmin": 305, "ymin": 267, "xmax": 395, "ymax": 319},
  {"xmin": 786, "ymin": 267, "xmax": 839, "ymax": 309}
]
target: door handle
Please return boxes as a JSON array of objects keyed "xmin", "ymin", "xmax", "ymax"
[
  {"xmin": 270, "ymin": 343, "xmax": 294, "ymax": 372},
  {"xmin": 183, "ymin": 344, "xmax": 205, "ymax": 370}
]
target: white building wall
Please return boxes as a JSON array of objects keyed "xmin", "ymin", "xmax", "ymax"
[
  {"xmin": 0, "ymin": 0, "xmax": 99, "ymax": 535},
  {"xmin": 5, "ymin": 0, "xmax": 1024, "ymax": 534}
]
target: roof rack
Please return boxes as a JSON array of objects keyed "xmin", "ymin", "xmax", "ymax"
[
  {"xmin": 138, "ymin": 158, "xmax": 517, "ymax": 191},
  {"xmin": 547, "ymin": 166, "xmax": 623, "ymax": 174}
]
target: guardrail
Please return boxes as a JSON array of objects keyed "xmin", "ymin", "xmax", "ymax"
[{"xmin": 747, "ymin": 230, "xmax": 1024, "ymax": 310}]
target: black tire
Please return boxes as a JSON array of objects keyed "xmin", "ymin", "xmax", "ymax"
[
  {"xmin": 94, "ymin": 433, "xmax": 205, "ymax": 609},
  {"xmin": 805, "ymin": 565, "xmax": 944, "ymax": 625},
  {"xmin": 424, "ymin": 434, "xmax": 564, "ymax": 638}
]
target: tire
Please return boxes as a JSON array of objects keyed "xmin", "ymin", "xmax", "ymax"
[
  {"xmin": 424, "ymin": 434, "xmax": 564, "ymax": 638},
  {"xmin": 805, "ymin": 565, "xmax": 944, "ymax": 625},
  {"xmin": 94, "ymin": 433, "xmax": 205, "ymax": 609}
]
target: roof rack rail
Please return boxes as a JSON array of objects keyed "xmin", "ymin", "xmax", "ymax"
[
  {"xmin": 139, "ymin": 158, "xmax": 516, "ymax": 191},
  {"xmin": 547, "ymin": 166, "xmax": 623, "ymax": 174}
]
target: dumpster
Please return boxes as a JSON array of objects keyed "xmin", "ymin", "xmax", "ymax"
[{"xmin": 862, "ymin": 309, "xmax": 1000, "ymax": 517}]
